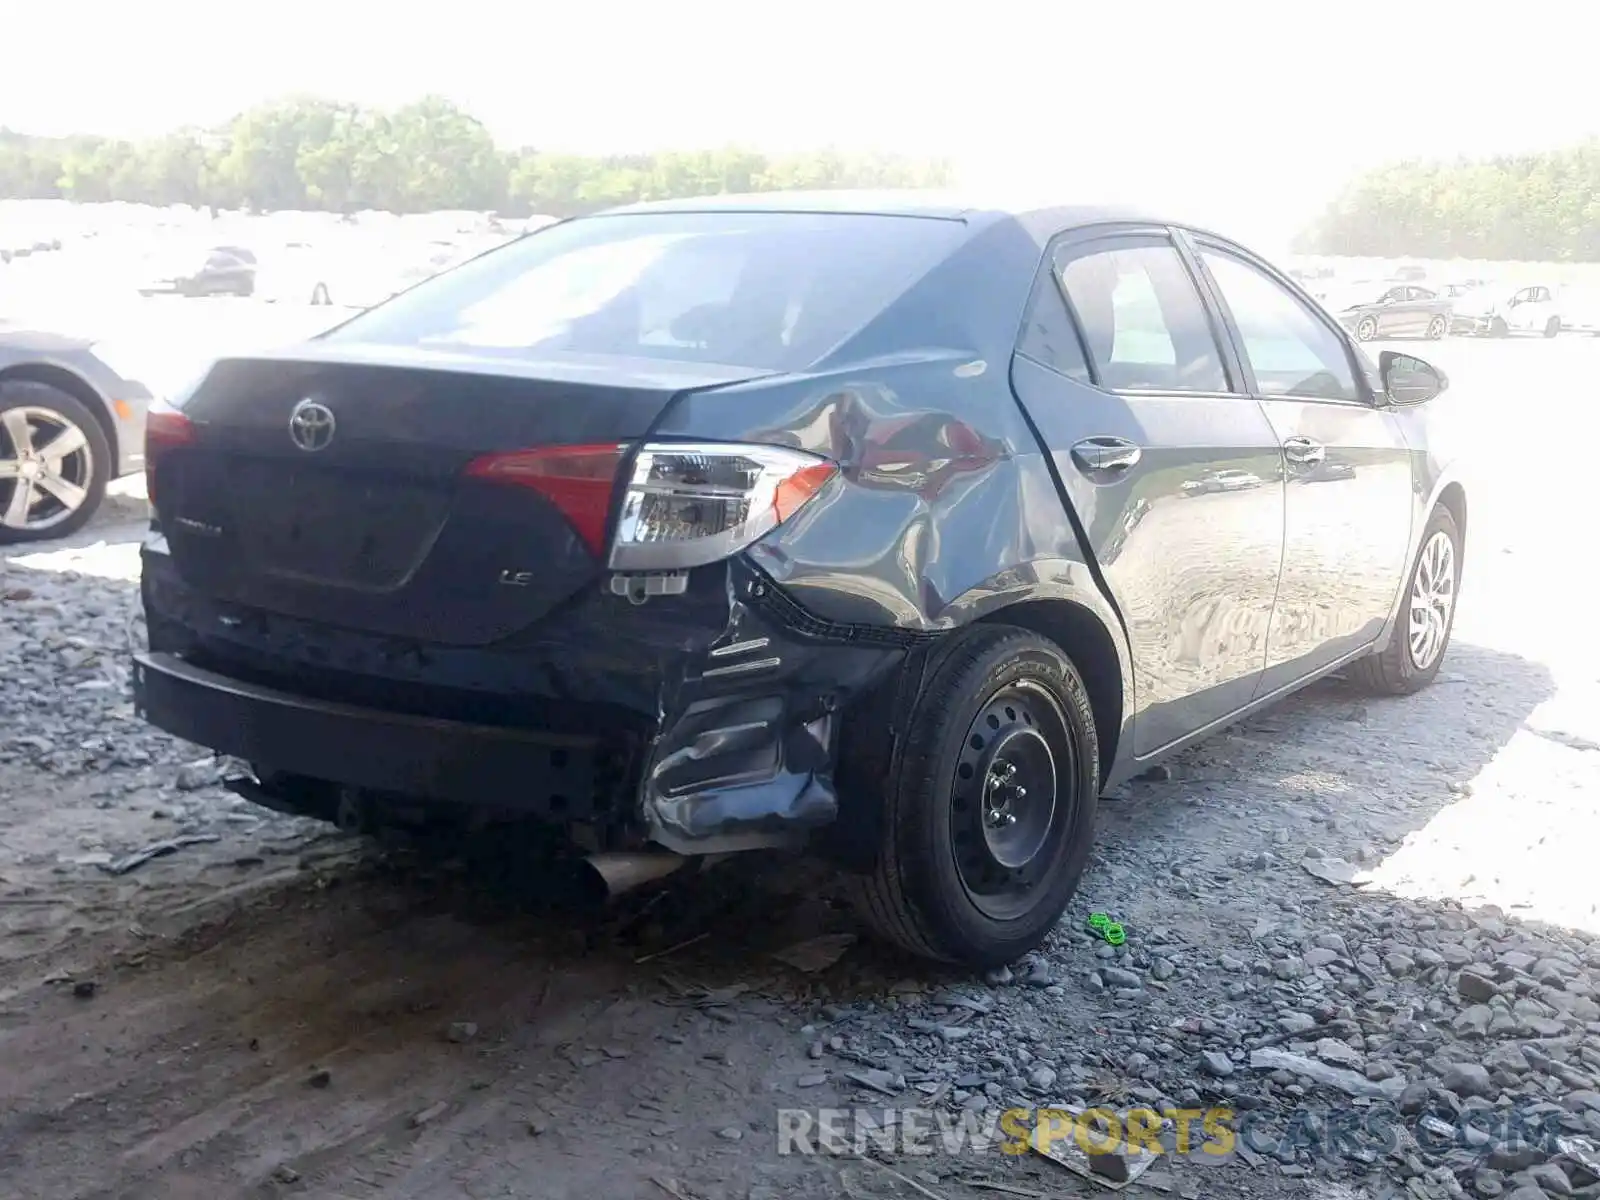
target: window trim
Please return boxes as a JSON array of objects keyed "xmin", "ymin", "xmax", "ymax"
[
  {"xmin": 1044, "ymin": 226, "xmax": 1245, "ymax": 399},
  {"xmin": 1179, "ymin": 230, "xmax": 1376, "ymax": 408}
]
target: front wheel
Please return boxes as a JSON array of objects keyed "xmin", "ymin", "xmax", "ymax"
[
  {"xmin": 1490, "ymin": 316, "xmax": 1509, "ymax": 337},
  {"xmin": 847, "ymin": 626, "xmax": 1100, "ymax": 967},
  {"xmin": 1348, "ymin": 505, "xmax": 1461, "ymax": 696},
  {"xmin": 1544, "ymin": 316, "xmax": 1561, "ymax": 338},
  {"xmin": 0, "ymin": 382, "xmax": 111, "ymax": 544},
  {"xmin": 1355, "ymin": 316, "xmax": 1378, "ymax": 342},
  {"xmin": 1426, "ymin": 315, "xmax": 1448, "ymax": 340}
]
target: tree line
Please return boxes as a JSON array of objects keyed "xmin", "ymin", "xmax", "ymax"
[
  {"xmin": 0, "ymin": 95, "xmax": 954, "ymax": 217},
  {"xmin": 1298, "ymin": 139, "xmax": 1600, "ymax": 261}
]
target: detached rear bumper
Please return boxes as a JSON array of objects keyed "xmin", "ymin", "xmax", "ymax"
[
  {"xmin": 132, "ymin": 651, "xmax": 612, "ymax": 817},
  {"xmin": 135, "ymin": 553, "xmax": 912, "ymax": 853}
]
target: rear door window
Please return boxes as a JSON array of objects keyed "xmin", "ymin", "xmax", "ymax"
[
  {"xmin": 1055, "ymin": 238, "xmax": 1231, "ymax": 393},
  {"xmin": 324, "ymin": 211, "xmax": 969, "ymax": 373}
]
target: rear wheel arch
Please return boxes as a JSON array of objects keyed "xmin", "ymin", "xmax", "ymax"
[
  {"xmin": 0, "ymin": 363, "xmax": 118, "ymax": 467},
  {"xmin": 975, "ymin": 598, "xmax": 1124, "ymax": 779}
]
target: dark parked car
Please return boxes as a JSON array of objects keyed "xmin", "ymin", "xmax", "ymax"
[
  {"xmin": 0, "ymin": 329, "xmax": 152, "ymax": 541},
  {"xmin": 130, "ymin": 194, "xmax": 1466, "ymax": 966},
  {"xmin": 1332, "ymin": 283, "xmax": 1453, "ymax": 341},
  {"xmin": 139, "ymin": 245, "xmax": 257, "ymax": 297}
]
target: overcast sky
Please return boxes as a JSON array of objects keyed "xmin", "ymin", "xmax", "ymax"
[{"xmin": 3, "ymin": 0, "xmax": 1593, "ymax": 248}]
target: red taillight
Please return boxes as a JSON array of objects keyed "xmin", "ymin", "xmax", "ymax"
[
  {"xmin": 465, "ymin": 443, "xmax": 625, "ymax": 557},
  {"xmin": 143, "ymin": 407, "xmax": 196, "ymax": 504}
]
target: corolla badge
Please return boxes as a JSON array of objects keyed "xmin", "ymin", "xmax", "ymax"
[{"xmin": 288, "ymin": 398, "xmax": 336, "ymax": 451}]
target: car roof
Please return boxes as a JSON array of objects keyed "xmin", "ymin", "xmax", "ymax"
[{"xmin": 595, "ymin": 189, "xmax": 1168, "ymax": 233}]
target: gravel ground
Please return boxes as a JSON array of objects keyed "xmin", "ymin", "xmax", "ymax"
[{"xmin": 2, "ymin": 335, "xmax": 1600, "ymax": 1200}]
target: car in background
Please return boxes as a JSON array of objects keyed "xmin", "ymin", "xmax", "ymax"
[
  {"xmin": 139, "ymin": 245, "xmax": 257, "ymax": 297},
  {"xmin": 1330, "ymin": 283, "xmax": 1453, "ymax": 341},
  {"xmin": 1437, "ymin": 280, "xmax": 1491, "ymax": 301},
  {"xmin": 130, "ymin": 194, "xmax": 1467, "ymax": 967},
  {"xmin": 1450, "ymin": 283, "xmax": 1563, "ymax": 337},
  {"xmin": 0, "ymin": 328, "xmax": 151, "ymax": 542},
  {"xmin": 1181, "ymin": 468, "xmax": 1264, "ymax": 496},
  {"xmin": 1, "ymin": 230, "xmax": 64, "ymax": 263}
]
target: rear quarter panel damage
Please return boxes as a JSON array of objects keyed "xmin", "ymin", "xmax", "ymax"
[{"xmin": 640, "ymin": 218, "xmax": 1135, "ymax": 846}]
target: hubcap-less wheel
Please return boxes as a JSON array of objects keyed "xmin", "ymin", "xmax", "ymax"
[
  {"xmin": 1409, "ymin": 529, "xmax": 1456, "ymax": 670},
  {"xmin": 0, "ymin": 406, "xmax": 94, "ymax": 533},
  {"xmin": 951, "ymin": 680, "xmax": 1075, "ymax": 921},
  {"xmin": 1356, "ymin": 317, "xmax": 1377, "ymax": 342}
]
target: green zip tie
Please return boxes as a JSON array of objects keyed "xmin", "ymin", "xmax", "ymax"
[{"xmin": 1086, "ymin": 912, "xmax": 1126, "ymax": 945}]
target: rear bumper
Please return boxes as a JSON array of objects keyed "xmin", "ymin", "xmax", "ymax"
[
  {"xmin": 135, "ymin": 550, "xmax": 910, "ymax": 853},
  {"xmin": 132, "ymin": 651, "xmax": 611, "ymax": 817}
]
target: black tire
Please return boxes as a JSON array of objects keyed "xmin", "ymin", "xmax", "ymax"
[
  {"xmin": 1544, "ymin": 316, "xmax": 1560, "ymax": 338},
  {"xmin": 0, "ymin": 382, "xmax": 111, "ymax": 544},
  {"xmin": 847, "ymin": 625, "xmax": 1100, "ymax": 967},
  {"xmin": 1489, "ymin": 316, "xmax": 1509, "ymax": 337},
  {"xmin": 1426, "ymin": 315, "xmax": 1447, "ymax": 340},
  {"xmin": 1355, "ymin": 316, "xmax": 1378, "ymax": 342},
  {"xmin": 310, "ymin": 282, "xmax": 332, "ymax": 306},
  {"xmin": 1348, "ymin": 506, "xmax": 1461, "ymax": 696}
]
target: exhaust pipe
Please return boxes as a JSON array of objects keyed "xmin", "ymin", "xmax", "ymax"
[{"xmin": 577, "ymin": 851, "xmax": 689, "ymax": 902}]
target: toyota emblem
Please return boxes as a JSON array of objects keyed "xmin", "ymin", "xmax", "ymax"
[{"xmin": 288, "ymin": 398, "xmax": 336, "ymax": 452}]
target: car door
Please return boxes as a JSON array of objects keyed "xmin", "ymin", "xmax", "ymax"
[
  {"xmin": 1008, "ymin": 226, "xmax": 1285, "ymax": 756},
  {"xmin": 1185, "ymin": 235, "xmax": 1415, "ymax": 688},
  {"xmin": 1408, "ymin": 287, "xmax": 1439, "ymax": 335},
  {"xmin": 1376, "ymin": 286, "xmax": 1410, "ymax": 337}
]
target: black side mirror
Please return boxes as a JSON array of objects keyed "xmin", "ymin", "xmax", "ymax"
[{"xmin": 1379, "ymin": 350, "xmax": 1447, "ymax": 405}]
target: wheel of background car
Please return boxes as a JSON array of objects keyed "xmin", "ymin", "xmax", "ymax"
[
  {"xmin": 1356, "ymin": 316, "xmax": 1378, "ymax": 341},
  {"xmin": 1544, "ymin": 317, "xmax": 1560, "ymax": 338},
  {"xmin": 1426, "ymin": 315, "xmax": 1447, "ymax": 340},
  {"xmin": 1490, "ymin": 317, "xmax": 1509, "ymax": 337},
  {"xmin": 311, "ymin": 282, "xmax": 331, "ymax": 306},
  {"xmin": 0, "ymin": 382, "xmax": 111, "ymax": 544},
  {"xmin": 846, "ymin": 625, "xmax": 1100, "ymax": 967},
  {"xmin": 1347, "ymin": 505, "xmax": 1461, "ymax": 696}
]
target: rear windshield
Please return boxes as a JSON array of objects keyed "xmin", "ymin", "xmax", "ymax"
[{"xmin": 323, "ymin": 211, "xmax": 968, "ymax": 373}]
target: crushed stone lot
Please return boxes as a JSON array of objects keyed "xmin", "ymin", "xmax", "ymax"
[{"xmin": 3, "ymin": 336, "xmax": 1600, "ymax": 1200}]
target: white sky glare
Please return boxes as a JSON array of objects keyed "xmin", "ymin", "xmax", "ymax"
[{"xmin": 3, "ymin": 0, "xmax": 1594, "ymax": 248}]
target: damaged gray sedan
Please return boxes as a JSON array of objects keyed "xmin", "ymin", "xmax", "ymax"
[{"xmin": 131, "ymin": 193, "xmax": 1467, "ymax": 966}]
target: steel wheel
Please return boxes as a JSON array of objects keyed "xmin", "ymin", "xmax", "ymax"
[
  {"xmin": 1408, "ymin": 528, "xmax": 1456, "ymax": 671},
  {"xmin": 0, "ymin": 405, "xmax": 96, "ymax": 534},
  {"xmin": 950, "ymin": 679, "xmax": 1076, "ymax": 922}
]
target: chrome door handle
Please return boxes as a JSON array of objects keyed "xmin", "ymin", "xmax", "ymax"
[
  {"xmin": 1283, "ymin": 437, "xmax": 1326, "ymax": 466},
  {"xmin": 1071, "ymin": 436, "xmax": 1142, "ymax": 474}
]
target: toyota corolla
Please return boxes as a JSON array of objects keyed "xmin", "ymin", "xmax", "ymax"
[{"xmin": 131, "ymin": 192, "xmax": 1466, "ymax": 967}]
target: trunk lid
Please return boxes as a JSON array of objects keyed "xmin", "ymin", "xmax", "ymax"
[{"xmin": 157, "ymin": 345, "xmax": 767, "ymax": 646}]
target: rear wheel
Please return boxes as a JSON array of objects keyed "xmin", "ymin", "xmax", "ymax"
[
  {"xmin": 1356, "ymin": 316, "xmax": 1378, "ymax": 342},
  {"xmin": 1490, "ymin": 316, "xmax": 1509, "ymax": 337},
  {"xmin": 1349, "ymin": 505, "xmax": 1461, "ymax": 696},
  {"xmin": 0, "ymin": 383, "xmax": 110, "ymax": 543},
  {"xmin": 847, "ymin": 626, "xmax": 1100, "ymax": 967},
  {"xmin": 1544, "ymin": 316, "xmax": 1561, "ymax": 338},
  {"xmin": 1426, "ymin": 315, "xmax": 1447, "ymax": 340}
]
